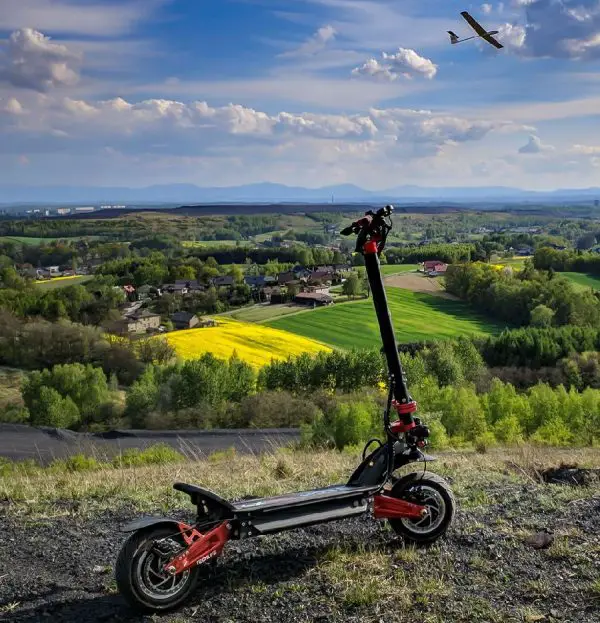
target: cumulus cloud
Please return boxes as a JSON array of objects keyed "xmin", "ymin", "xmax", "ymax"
[
  {"xmin": 1, "ymin": 95, "xmax": 525, "ymax": 161},
  {"xmin": 499, "ymin": 0, "xmax": 600, "ymax": 58},
  {"xmin": 352, "ymin": 47, "xmax": 437, "ymax": 81},
  {"xmin": 518, "ymin": 135, "xmax": 555, "ymax": 154},
  {"xmin": 1, "ymin": 97, "xmax": 24, "ymax": 115},
  {"xmin": 0, "ymin": 29, "xmax": 81, "ymax": 92},
  {"xmin": 282, "ymin": 25, "xmax": 336, "ymax": 57},
  {"xmin": 570, "ymin": 144, "xmax": 600, "ymax": 155}
]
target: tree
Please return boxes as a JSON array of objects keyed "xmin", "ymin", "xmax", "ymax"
[
  {"xmin": 342, "ymin": 273, "xmax": 362, "ymax": 299},
  {"xmin": 228, "ymin": 264, "xmax": 244, "ymax": 284},
  {"xmin": 577, "ymin": 233, "xmax": 597, "ymax": 250},
  {"xmin": 530, "ymin": 304, "xmax": 555, "ymax": 327},
  {"xmin": 27, "ymin": 386, "xmax": 81, "ymax": 428}
]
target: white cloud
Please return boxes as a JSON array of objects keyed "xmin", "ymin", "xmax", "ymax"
[
  {"xmin": 281, "ymin": 25, "xmax": 337, "ymax": 57},
  {"xmin": 0, "ymin": 0, "xmax": 165, "ymax": 37},
  {"xmin": 2, "ymin": 97, "xmax": 24, "ymax": 115},
  {"xmin": 352, "ymin": 48, "xmax": 437, "ymax": 81},
  {"xmin": 518, "ymin": 135, "xmax": 555, "ymax": 153},
  {"xmin": 1, "ymin": 94, "xmax": 523, "ymax": 163},
  {"xmin": 499, "ymin": 0, "xmax": 600, "ymax": 58},
  {"xmin": 570, "ymin": 144, "xmax": 600, "ymax": 155},
  {"xmin": 0, "ymin": 29, "xmax": 81, "ymax": 92},
  {"xmin": 481, "ymin": 4, "xmax": 493, "ymax": 14}
]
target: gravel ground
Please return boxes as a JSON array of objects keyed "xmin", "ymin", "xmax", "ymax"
[{"xmin": 1, "ymin": 477, "xmax": 599, "ymax": 623}]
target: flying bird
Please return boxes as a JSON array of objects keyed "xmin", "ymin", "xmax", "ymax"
[{"xmin": 448, "ymin": 11, "xmax": 503, "ymax": 49}]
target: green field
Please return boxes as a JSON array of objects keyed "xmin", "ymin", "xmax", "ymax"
[
  {"xmin": 267, "ymin": 288, "xmax": 506, "ymax": 349},
  {"xmin": 181, "ymin": 240, "xmax": 251, "ymax": 249},
  {"xmin": 0, "ymin": 236, "xmax": 101, "ymax": 246},
  {"xmin": 34, "ymin": 275, "xmax": 92, "ymax": 289},
  {"xmin": 224, "ymin": 303, "xmax": 311, "ymax": 323},
  {"xmin": 380, "ymin": 264, "xmax": 419, "ymax": 275},
  {"xmin": 562, "ymin": 272, "xmax": 600, "ymax": 291}
]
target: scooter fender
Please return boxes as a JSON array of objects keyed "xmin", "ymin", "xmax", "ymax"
[
  {"xmin": 394, "ymin": 446, "xmax": 436, "ymax": 471},
  {"xmin": 120, "ymin": 516, "xmax": 182, "ymax": 533}
]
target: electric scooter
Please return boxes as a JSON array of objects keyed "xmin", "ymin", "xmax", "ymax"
[{"xmin": 115, "ymin": 205, "xmax": 456, "ymax": 613}]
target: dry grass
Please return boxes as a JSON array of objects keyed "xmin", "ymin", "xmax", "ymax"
[{"xmin": 1, "ymin": 445, "xmax": 599, "ymax": 519}]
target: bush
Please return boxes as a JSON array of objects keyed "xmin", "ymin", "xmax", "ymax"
[
  {"xmin": 113, "ymin": 443, "xmax": 185, "ymax": 467},
  {"xmin": 51, "ymin": 454, "xmax": 103, "ymax": 472},
  {"xmin": 302, "ymin": 394, "xmax": 381, "ymax": 450}
]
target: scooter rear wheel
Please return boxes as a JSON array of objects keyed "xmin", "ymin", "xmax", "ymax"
[
  {"xmin": 115, "ymin": 526, "xmax": 200, "ymax": 613},
  {"xmin": 387, "ymin": 471, "xmax": 455, "ymax": 545}
]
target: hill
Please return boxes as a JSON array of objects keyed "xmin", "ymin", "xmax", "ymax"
[{"xmin": 267, "ymin": 289, "xmax": 506, "ymax": 349}]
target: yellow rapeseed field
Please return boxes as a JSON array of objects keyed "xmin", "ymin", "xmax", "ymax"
[{"xmin": 164, "ymin": 317, "xmax": 331, "ymax": 368}]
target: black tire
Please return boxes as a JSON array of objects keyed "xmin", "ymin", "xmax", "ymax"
[
  {"xmin": 115, "ymin": 525, "xmax": 200, "ymax": 613},
  {"xmin": 387, "ymin": 471, "xmax": 456, "ymax": 545}
]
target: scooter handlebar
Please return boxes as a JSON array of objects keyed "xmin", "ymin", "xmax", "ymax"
[{"xmin": 341, "ymin": 205, "xmax": 394, "ymax": 237}]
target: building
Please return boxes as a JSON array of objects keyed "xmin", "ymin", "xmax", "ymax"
[
  {"xmin": 308, "ymin": 270, "xmax": 333, "ymax": 284},
  {"xmin": 213, "ymin": 276, "xmax": 235, "ymax": 288},
  {"xmin": 422, "ymin": 260, "xmax": 448, "ymax": 276},
  {"xmin": 294, "ymin": 292, "xmax": 334, "ymax": 307},
  {"xmin": 124, "ymin": 310, "xmax": 161, "ymax": 333},
  {"xmin": 303, "ymin": 285, "xmax": 330, "ymax": 295},
  {"xmin": 170, "ymin": 311, "xmax": 200, "ymax": 330},
  {"xmin": 245, "ymin": 275, "xmax": 267, "ymax": 289},
  {"xmin": 278, "ymin": 271, "xmax": 297, "ymax": 285}
]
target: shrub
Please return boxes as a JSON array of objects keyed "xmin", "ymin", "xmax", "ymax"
[{"xmin": 113, "ymin": 443, "xmax": 185, "ymax": 467}]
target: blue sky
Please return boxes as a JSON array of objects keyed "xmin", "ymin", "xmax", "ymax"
[{"xmin": 1, "ymin": 0, "xmax": 600, "ymax": 190}]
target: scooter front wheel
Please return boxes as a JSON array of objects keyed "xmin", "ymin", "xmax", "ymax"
[
  {"xmin": 115, "ymin": 526, "xmax": 200, "ymax": 613},
  {"xmin": 387, "ymin": 471, "xmax": 455, "ymax": 545}
]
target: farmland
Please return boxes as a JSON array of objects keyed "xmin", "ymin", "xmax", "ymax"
[
  {"xmin": 562, "ymin": 272, "xmax": 600, "ymax": 291},
  {"xmin": 267, "ymin": 288, "xmax": 506, "ymax": 349},
  {"xmin": 163, "ymin": 317, "xmax": 331, "ymax": 367},
  {"xmin": 380, "ymin": 263, "xmax": 419, "ymax": 275},
  {"xmin": 0, "ymin": 235, "xmax": 101, "ymax": 245},
  {"xmin": 34, "ymin": 275, "xmax": 92, "ymax": 289}
]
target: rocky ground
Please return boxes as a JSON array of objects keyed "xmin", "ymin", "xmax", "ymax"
[{"xmin": 1, "ymin": 453, "xmax": 599, "ymax": 622}]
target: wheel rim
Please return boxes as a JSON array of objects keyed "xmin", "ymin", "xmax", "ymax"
[
  {"xmin": 399, "ymin": 485, "xmax": 446, "ymax": 534},
  {"xmin": 135, "ymin": 542, "xmax": 191, "ymax": 601}
]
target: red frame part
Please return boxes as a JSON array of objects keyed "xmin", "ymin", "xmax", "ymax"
[
  {"xmin": 373, "ymin": 494, "xmax": 428, "ymax": 520},
  {"xmin": 165, "ymin": 521, "xmax": 231, "ymax": 575}
]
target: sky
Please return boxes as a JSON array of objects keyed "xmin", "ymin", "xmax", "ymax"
[{"xmin": 1, "ymin": 0, "xmax": 600, "ymax": 191}]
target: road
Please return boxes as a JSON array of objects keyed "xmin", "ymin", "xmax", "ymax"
[{"xmin": 0, "ymin": 424, "xmax": 300, "ymax": 464}]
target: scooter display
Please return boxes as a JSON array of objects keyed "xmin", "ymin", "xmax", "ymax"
[{"xmin": 115, "ymin": 205, "xmax": 456, "ymax": 613}]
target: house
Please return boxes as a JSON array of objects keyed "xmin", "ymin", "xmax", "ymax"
[
  {"xmin": 427, "ymin": 264, "xmax": 448, "ymax": 276},
  {"xmin": 171, "ymin": 311, "xmax": 200, "ymax": 330},
  {"xmin": 292, "ymin": 265, "xmax": 311, "ymax": 279},
  {"xmin": 162, "ymin": 283, "xmax": 189, "ymax": 295},
  {"xmin": 423, "ymin": 260, "xmax": 444, "ymax": 272},
  {"xmin": 303, "ymin": 285, "xmax": 330, "ymax": 295},
  {"xmin": 116, "ymin": 310, "xmax": 161, "ymax": 334},
  {"xmin": 213, "ymin": 276, "xmax": 234, "ymax": 288},
  {"xmin": 245, "ymin": 275, "xmax": 267, "ymax": 289},
  {"xmin": 516, "ymin": 246, "xmax": 534, "ymax": 256},
  {"xmin": 264, "ymin": 275, "xmax": 278, "ymax": 285},
  {"xmin": 294, "ymin": 292, "xmax": 334, "ymax": 307},
  {"xmin": 278, "ymin": 271, "xmax": 297, "ymax": 285},
  {"xmin": 423, "ymin": 260, "xmax": 448, "ymax": 276},
  {"xmin": 175, "ymin": 279, "xmax": 204, "ymax": 291},
  {"xmin": 308, "ymin": 270, "xmax": 333, "ymax": 284}
]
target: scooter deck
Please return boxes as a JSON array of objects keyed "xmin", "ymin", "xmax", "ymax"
[{"xmin": 233, "ymin": 484, "xmax": 377, "ymax": 513}]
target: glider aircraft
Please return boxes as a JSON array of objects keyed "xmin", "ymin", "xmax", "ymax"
[{"xmin": 448, "ymin": 11, "xmax": 503, "ymax": 49}]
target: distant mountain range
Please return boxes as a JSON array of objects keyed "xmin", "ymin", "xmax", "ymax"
[{"xmin": 2, "ymin": 182, "xmax": 600, "ymax": 206}]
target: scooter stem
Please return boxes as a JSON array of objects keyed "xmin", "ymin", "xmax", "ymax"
[{"xmin": 363, "ymin": 251, "xmax": 414, "ymax": 420}]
